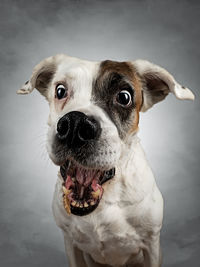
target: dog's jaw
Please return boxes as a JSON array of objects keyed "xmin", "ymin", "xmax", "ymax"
[{"xmin": 60, "ymin": 159, "xmax": 115, "ymax": 216}]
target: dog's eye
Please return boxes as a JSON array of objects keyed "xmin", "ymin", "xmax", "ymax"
[
  {"xmin": 116, "ymin": 90, "xmax": 132, "ymax": 106},
  {"xmin": 56, "ymin": 84, "xmax": 67, "ymax": 99}
]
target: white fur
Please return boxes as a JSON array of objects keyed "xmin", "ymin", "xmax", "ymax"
[
  {"xmin": 52, "ymin": 135, "xmax": 163, "ymax": 267},
  {"xmin": 17, "ymin": 54, "xmax": 194, "ymax": 267}
]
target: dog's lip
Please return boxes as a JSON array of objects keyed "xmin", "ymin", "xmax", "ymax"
[{"xmin": 60, "ymin": 159, "xmax": 115, "ymax": 216}]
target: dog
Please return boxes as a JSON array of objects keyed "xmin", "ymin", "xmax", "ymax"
[{"xmin": 17, "ymin": 54, "xmax": 194, "ymax": 267}]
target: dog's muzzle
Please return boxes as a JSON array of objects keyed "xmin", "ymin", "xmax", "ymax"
[{"xmin": 56, "ymin": 111, "xmax": 115, "ymax": 216}]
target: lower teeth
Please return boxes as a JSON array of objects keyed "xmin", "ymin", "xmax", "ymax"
[
  {"xmin": 90, "ymin": 200, "xmax": 95, "ymax": 206},
  {"xmin": 84, "ymin": 202, "xmax": 89, "ymax": 208},
  {"xmin": 62, "ymin": 179, "xmax": 100, "ymax": 210},
  {"xmin": 71, "ymin": 201, "xmax": 76, "ymax": 206},
  {"xmin": 62, "ymin": 187, "xmax": 97, "ymax": 211}
]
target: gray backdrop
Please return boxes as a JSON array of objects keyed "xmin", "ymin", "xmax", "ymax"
[{"xmin": 0, "ymin": 0, "xmax": 199, "ymax": 266}]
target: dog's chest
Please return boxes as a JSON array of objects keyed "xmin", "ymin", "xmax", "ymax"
[{"xmin": 66, "ymin": 204, "xmax": 142, "ymax": 265}]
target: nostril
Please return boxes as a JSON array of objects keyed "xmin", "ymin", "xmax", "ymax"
[
  {"xmin": 78, "ymin": 118, "xmax": 101, "ymax": 141},
  {"xmin": 57, "ymin": 116, "xmax": 70, "ymax": 139},
  {"xmin": 56, "ymin": 112, "xmax": 101, "ymax": 147}
]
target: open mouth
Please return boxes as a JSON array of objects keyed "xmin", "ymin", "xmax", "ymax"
[{"xmin": 60, "ymin": 160, "xmax": 115, "ymax": 216}]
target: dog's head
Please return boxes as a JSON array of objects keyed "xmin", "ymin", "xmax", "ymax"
[{"xmin": 18, "ymin": 54, "xmax": 194, "ymax": 216}]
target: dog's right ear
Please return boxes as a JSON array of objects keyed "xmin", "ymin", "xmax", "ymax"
[
  {"xmin": 132, "ymin": 60, "xmax": 195, "ymax": 112},
  {"xmin": 17, "ymin": 55, "xmax": 62, "ymax": 100}
]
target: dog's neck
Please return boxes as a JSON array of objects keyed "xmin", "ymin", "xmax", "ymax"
[
  {"xmin": 102, "ymin": 133, "xmax": 155, "ymax": 206},
  {"xmin": 119, "ymin": 133, "xmax": 143, "ymax": 173}
]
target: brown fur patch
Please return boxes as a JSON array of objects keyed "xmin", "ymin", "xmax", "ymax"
[{"xmin": 99, "ymin": 60, "xmax": 143, "ymax": 133}]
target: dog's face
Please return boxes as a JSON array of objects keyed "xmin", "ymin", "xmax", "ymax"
[{"xmin": 18, "ymin": 54, "xmax": 194, "ymax": 216}]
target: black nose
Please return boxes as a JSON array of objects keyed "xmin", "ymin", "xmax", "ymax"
[{"xmin": 57, "ymin": 111, "xmax": 101, "ymax": 148}]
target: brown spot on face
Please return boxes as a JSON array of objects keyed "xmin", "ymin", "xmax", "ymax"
[{"xmin": 93, "ymin": 60, "xmax": 143, "ymax": 137}]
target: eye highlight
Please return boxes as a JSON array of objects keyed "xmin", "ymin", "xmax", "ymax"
[
  {"xmin": 116, "ymin": 90, "xmax": 132, "ymax": 107},
  {"xmin": 56, "ymin": 84, "xmax": 67, "ymax": 99}
]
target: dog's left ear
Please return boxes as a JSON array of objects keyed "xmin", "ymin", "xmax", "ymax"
[
  {"xmin": 17, "ymin": 54, "xmax": 63, "ymax": 100},
  {"xmin": 133, "ymin": 60, "xmax": 195, "ymax": 112}
]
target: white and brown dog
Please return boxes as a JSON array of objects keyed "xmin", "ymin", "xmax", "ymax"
[{"xmin": 17, "ymin": 54, "xmax": 194, "ymax": 267}]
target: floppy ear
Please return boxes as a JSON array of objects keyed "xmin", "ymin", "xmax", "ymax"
[
  {"xmin": 133, "ymin": 60, "xmax": 195, "ymax": 112},
  {"xmin": 17, "ymin": 55, "xmax": 62, "ymax": 99}
]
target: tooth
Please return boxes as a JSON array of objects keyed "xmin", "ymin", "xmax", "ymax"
[
  {"xmin": 90, "ymin": 200, "xmax": 95, "ymax": 206},
  {"xmin": 80, "ymin": 203, "xmax": 83, "ymax": 208},
  {"xmin": 71, "ymin": 201, "xmax": 76, "ymax": 206},
  {"xmin": 91, "ymin": 189, "xmax": 101, "ymax": 199},
  {"xmin": 72, "ymin": 177, "xmax": 75, "ymax": 182},
  {"xmin": 84, "ymin": 202, "xmax": 89, "ymax": 208},
  {"xmin": 62, "ymin": 186, "xmax": 71, "ymax": 195},
  {"xmin": 76, "ymin": 202, "xmax": 80, "ymax": 207}
]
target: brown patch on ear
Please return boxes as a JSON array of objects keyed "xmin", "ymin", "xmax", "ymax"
[{"xmin": 100, "ymin": 60, "xmax": 143, "ymax": 134}]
